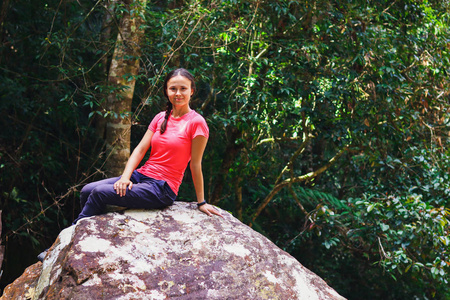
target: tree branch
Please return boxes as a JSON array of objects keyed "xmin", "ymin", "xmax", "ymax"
[
  {"xmin": 255, "ymin": 135, "xmax": 305, "ymax": 147},
  {"xmin": 275, "ymin": 133, "xmax": 315, "ymax": 185},
  {"xmin": 250, "ymin": 145, "xmax": 349, "ymax": 227}
]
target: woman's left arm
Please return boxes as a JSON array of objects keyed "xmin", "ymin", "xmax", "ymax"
[{"xmin": 191, "ymin": 135, "xmax": 223, "ymax": 218}]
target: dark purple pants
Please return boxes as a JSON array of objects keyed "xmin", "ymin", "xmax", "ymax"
[{"xmin": 74, "ymin": 170, "xmax": 176, "ymax": 224}]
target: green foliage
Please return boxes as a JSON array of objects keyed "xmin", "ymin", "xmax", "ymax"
[
  {"xmin": 278, "ymin": 145, "xmax": 450, "ymax": 298},
  {"xmin": 0, "ymin": 0, "xmax": 111, "ymax": 286}
]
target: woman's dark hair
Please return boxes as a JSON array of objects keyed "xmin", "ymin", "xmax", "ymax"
[{"xmin": 160, "ymin": 68, "xmax": 196, "ymax": 134}]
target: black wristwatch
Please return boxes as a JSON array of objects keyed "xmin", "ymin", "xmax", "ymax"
[{"xmin": 197, "ymin": 200, "xmax": 207, "ymax": 207}]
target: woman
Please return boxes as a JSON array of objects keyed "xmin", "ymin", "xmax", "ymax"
[{"xmin": 74, "ymin": 68, "xmax": 222, "ymax": 224}]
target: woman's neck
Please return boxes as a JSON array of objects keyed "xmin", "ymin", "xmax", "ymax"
[{"xmin": 171, "ymin": 106, "xmax": 191, "ymax": 118}]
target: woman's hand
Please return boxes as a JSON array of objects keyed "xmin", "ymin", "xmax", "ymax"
[
  {"xmin": 113, "ymin": 129, "xmax": 153, "ymax": 197},
  {"xmin": 199, "ymin": 203, "xmax": 224, "ymax": 218},
  {"xmin": 114, "ymin": 178, "xmax": 133, "ymax": 197}
]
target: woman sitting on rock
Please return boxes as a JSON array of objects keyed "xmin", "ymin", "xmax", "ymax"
[{"xmin": 74, "ymin": 68, "xmax": 223, "ymax": 224}]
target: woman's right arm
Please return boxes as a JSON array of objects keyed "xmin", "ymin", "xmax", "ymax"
[{"xmin": 114, "ymin": 129, "xmax": 154, "ymax": 196}]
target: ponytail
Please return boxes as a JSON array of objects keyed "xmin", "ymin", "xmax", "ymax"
[{"xmin": 160, "ymin": 101, "xmax": 172, "ymax": 134}]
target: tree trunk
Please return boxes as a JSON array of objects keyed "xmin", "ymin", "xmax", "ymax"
[
  {"xmin": 94, "ymin": 0, "xmax": 118, "ymax": 140},
  {"xmin": 235, "ymin": 177, "xmax": 243, "ymax": 221},
  {"xmin": 104, "ymin": 0, "xmax": 147, "ymax": 176}
]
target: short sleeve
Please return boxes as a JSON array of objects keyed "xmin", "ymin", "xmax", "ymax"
[
  {"xmin": 191, "ymin": 115, "xmax": 209, "ymax": 139},
  {"xmin": 148, "ymin": 112, "xmax": 165, "ymax": 133}
]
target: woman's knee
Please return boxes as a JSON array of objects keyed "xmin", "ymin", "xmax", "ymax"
[
  {"xmin": 88, "ymin": 184, "xmax": 117, "ymax": 203},
  {"xmin": 81, "ymin": 177, "xmax": 119, "ymax": 194},
  {"xmin": 80, "ymin": 183, "xmax": 96, "ymax": 206},
  {"xmin": 80, "ymin": 181, "xmax": 98, "ymax": 196}
]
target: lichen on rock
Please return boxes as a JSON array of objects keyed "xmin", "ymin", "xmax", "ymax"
[{"xmin": 2, "ymin": 202, "xmax": 346, "ymax": 300}]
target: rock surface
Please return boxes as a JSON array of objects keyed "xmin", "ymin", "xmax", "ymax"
[
  {"xmin": 2, "ymin": 202, "xmax": 345, "ymax": 300},
  {"xmin": 1, "ymin": 262, "xmax": 42, "ymax": 300}
]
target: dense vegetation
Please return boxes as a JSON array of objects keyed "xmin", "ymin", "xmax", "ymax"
[{"xmin": 1, "ymin": 0, "xmax": 449, "ymax": 298}]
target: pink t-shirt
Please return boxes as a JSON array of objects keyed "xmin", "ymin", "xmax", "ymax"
[{"xmin": 137, "ymin": 110, "xmax": 209, "ymax": 195}]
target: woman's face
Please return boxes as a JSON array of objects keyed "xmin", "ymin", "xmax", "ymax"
[{"xmin": 166, "ymin": 75, "xmax": 193, "ymax": 109}]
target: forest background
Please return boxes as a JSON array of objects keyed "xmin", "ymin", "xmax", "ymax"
[{"xmin": 0, "ymin": 0, "xmax": 449, "ymax": 299}]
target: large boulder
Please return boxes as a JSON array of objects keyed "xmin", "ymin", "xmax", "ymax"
[{"xmin": 2, "ymin": 202, "xmax": 345, "ymax": 300}]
